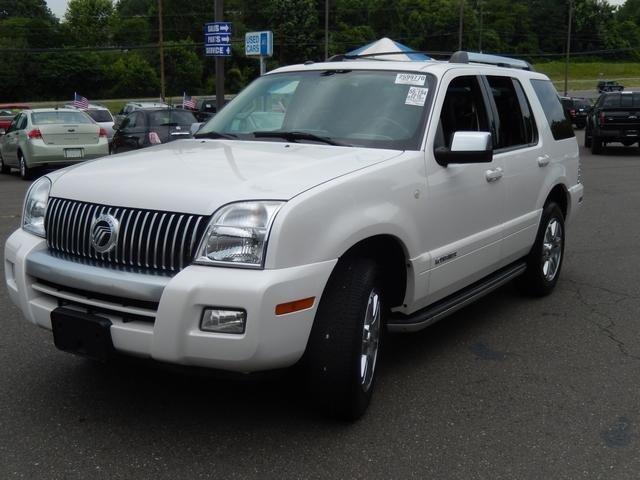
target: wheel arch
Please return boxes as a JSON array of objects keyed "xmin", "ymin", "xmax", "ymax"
[
  {"xmin": 337, "ymin": 234, "xmax": 409, "ymax": 310},
  {"xmin": 545, "ymin": 183, "xmax": 569, "ymax": 220}
]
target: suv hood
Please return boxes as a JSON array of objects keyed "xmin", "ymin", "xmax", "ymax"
[{"xmin": 49, "ymin": 139, "xmax": 402, "ymax": 215}]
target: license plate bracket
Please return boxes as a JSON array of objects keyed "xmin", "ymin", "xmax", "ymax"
[
  {"xmin": 51, "ymin": 307, "xmax": 115, "ymax": 361},
  {"xmin": 64, "ymin": 148, "xmax": 84, "ymax": 159}
]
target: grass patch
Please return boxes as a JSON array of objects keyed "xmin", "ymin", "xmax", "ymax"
[{"xmin": 536, "ymin": 61, "xmax": 640, "ymax": 89}]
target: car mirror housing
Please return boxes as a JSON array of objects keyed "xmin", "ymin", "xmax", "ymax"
[
  {"xmin": 435, "ymin": 131, "xmax": 493, "ymax": 166},
  {"xmin": 0, "ymin": 128, "xmax": 5, "ymax": 135}
]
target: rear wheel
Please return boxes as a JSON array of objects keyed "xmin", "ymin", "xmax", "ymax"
[
  {"xmin": 517, "ymin": 202, "xmax": 565, "ymax": 297},
  {"xmin": 0, "ymin": 152, "xmax": 9, "ymax": 174},
  {"xmin": 584, "ymin": 127, "xmax": 592, "ymax": 148},
  {"xmin": 19, "ymin": 152, "xmax": 32, "ymax": 180},
  {"xmin": 591, "ymin": 135, "xmax": 603, "ymax": 154},
  {"xmin": 306, "ymin": 257, "xmax": 383, "ymax": 420}
]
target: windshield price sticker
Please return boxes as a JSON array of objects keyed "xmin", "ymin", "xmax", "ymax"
[
  {"xmin": 405, "ymin": 87, "xmax": 429, "ymax": 106},
  {"xmin": 395, "ymin": 73, "xmax": 427, "ymax": 86}
]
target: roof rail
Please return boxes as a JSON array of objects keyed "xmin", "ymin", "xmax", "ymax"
[
  {"xmin": 328, "ymin": 51, "xmax": 448, "ymax": 62},
  {"xmin": 449, "ymin": 51, "xmax": 533, "ymax": 71}
]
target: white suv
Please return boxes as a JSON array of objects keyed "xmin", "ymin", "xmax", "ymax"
[{"xmin": 4, "ymin": 52, "xmax": 583, "ymax": 419}]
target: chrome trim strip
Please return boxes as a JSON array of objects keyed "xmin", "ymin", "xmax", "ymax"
[
  {"xmin": 169, "ymin": 214, "xmax": 183, "ymax": 271},
  {"xmin": 178, "ymin": 215, "xmax": 194, "ymax": 271},
  {"xmin": 153, "ymin": 213, "xmax": 166, "ymax": 269},
  {"xmin": 26, "ymin": 250, "xmax": 169, "ymax": 303},
  {"xmin": 137, "ymin": 211, "xmax": 150, "ymax": 267},
  {"xmin": 32, "ymin": 282, "xmax": 157, "ymax": 318}
]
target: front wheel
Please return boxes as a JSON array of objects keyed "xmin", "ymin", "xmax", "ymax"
[
  {"xmin": 584, "ymin": 128, "xmax": 592, "ymax": 148},
  {"xmin": 306, "ymin": 257, "xmax": 383, "ymax": 420},
  {"xmin": 517, "ymin": 202, "xmax": 565, "ymax": 297}
]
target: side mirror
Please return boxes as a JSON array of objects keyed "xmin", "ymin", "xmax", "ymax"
[
  {"xmin": 0, "ymin": 128, "xmax": 5, "ymax": 136},
  {"xmin": 435, "ymin": 131, "xmax": 493, "ymax": 166}
]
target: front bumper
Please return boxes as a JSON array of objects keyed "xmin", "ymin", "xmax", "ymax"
[{"xmin": 4, "ymin": 228, "xmax": 336, "ymax": 372}]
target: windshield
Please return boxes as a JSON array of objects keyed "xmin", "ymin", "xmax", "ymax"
[
  {"xmin": 32, "ymin": 111, "xmax": 93, "ymax": 125},
  {"xmin": 148, "ymin": 110, "xmax": 197, "ymax": 126},
  {"xmin": 197, "ymin": 70, "xmax": 435, "ymax": 150},
  {"xmin": 85, "ymin": 109, "xmax": 113, "ymax": 122}
]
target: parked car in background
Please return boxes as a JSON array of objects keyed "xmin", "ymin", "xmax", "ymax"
[
  {"xmin": 560, "ymin": 96, "xmax": 591, "ymax": 129},
  {"xmin": 114, "ymin": 101, "xmax": 169, "ymax": 128},
  {"xmin": 0, "ymin": 103, "xmax": 30, "ymax": 134},
  {"xmin": 65, "ymin": 103, "xmax": 116, "ymax": 143},
  {"xmin": 0, "ymin": 108, "xmax": 109, "ymax": 179},
  {"xmin": 188, "ymin": 97, "xmax": 230, "ymax": 122},
  {"xmin": 585, "ymin": 91, "xmax": 640, "ymax": 154},
  {"xmin": 597, "ymin": 80, "xmax": 624, "ymax": 93},
  {"xmin": 111, "ymin": 108, "xmax": 197, "ymax": 153}
]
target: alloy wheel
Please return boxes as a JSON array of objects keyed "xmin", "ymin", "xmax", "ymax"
[
  {"xmin": 542, "ymin": 218, "xmax": 563, "ymax": 282},
  {"xmin": 360, "ymin": 288, "xmax": 381, "ymax": 392}
]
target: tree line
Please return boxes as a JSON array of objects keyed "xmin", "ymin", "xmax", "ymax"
[{"xmin": 1, "ymin": 0, "xmax": 639, "ymax": 102}]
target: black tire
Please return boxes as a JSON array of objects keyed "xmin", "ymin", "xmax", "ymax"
[
  {"xmin": 591, "ymin": 135, "xmax": 602, "ymax": 154},
  {"xmin": 0, "ymin": 152, "xmax": 9, "ymax": 174},
  {"xmin": 584, "ymin": 127, "xmax": 592, "ymax": 148},
  {"xmin": 622, "ymin": 140, "xmax": 634, "ymax": 147},
  {"xmin": 306, "ymin": 257, "xmax": 383, "ymax": 420},
  {"xmin": 517, "ymin": 202, "xmax": 565, "ymax": 297},
  {"xmin": 19, "ymin": 152, "xmax": 32, "ymax": 180}
]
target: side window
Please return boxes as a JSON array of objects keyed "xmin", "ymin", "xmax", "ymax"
[
  {"xmin": 127, "ymin": 113, "xmax": 138, "ymax": 129},
  {"xmin": 512, "ymin": 79, "xmax": 538, "ymax": 145},
  {"xmin": 436, "ymin": 75, "xmax": 490, "ymax": 149},
  {"xmin": 530, "ymin": 79, "xmax": 574, "ymax": 140},
  {"xmin": 17, "ymin": 114, "xmax": 28, "ymax": 130},
  {"xmin": 486, "ymin": 76, "xmax": 529, "ymax": 150}
]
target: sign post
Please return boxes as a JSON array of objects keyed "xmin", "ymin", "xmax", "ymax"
[
  {"xmin": 245, "ymin": 31, "xmax": 273, "ymax": 76},
  {"xmin": 206, "ymin": 2, "xmax": 231, "ymax": 112}
]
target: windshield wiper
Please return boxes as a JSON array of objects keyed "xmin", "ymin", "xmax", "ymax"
[
  {"xmin": 252, "ymin": 130, "xmax": 346, "ymax": 146},
  {"xmin": 194, "ymin": 131, "xmax": 238, "ymax": 140}
]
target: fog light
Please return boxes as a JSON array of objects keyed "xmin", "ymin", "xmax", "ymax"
[{"xmin": 201, "ymin": 308, "xmax": 246, "ymax": 334}]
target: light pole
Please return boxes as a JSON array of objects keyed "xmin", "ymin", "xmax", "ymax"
[
  {"xmin": 215, "ymin": 0, "xmax": 225, "ymax": 113},
  {"xmin": 158, "ymin": 0, "xmax": 165, "ymax": 100},
  {"xmin": 478, "ymin": 0, "xmax": 483, "ymax": 53},
  {"xmin": 564, "ymin": 0, "xmax": 573, "ymax": 96}
]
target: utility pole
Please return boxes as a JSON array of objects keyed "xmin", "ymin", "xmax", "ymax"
[
  {"xmin": 158, "ymin": 0, "xmax": 165, "ymax": 100},
  {"xmin": 325, "ymin": 0, "xmax": 329, "ymax": 60},
  {"xmin": 564, "ymin": 0, "xmax": 573, "ymax": 96},
  {"xmin": 458, "ymin": 0, "xmax": 464, "ymax": 50},
  {"xmin": 478, "ymin": 0, "xmax": 483, "ymax": 53},
  {"xmin": 215, "ymin": 0, "xmax": 225, "ymax": 112}
]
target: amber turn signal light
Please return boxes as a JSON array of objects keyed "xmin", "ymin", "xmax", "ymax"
[{"xmin": 275, "ymin": 297, "xmax": 315, "ymax": 315}]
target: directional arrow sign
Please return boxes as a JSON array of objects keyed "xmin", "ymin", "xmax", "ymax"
[
  {"xmin": 205, "ymin": 45, "xmax": 232, "ymax": 57},
  {"xmin": 205, "ymin": 34, "xmax": 231, "ymax": 45},
  {"xmin": 204, "ymin": 22, "xmax": 232, "ymax": 35}
]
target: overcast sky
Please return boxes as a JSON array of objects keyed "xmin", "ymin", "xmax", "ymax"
[{"xmin": 45, "ymin": 0, "xmax": 627, "ymax": 20}]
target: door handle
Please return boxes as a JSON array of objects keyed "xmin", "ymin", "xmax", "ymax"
[
  {"xmin": 537, "ymin": 155, "xmax": 550, "ymax": 167},
  {"xmin": 485, "ymin": 167, "xmax": 503, "ymax": 183}
]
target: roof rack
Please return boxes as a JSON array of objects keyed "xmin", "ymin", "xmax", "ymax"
[
  {"xmin": 328, "ymin": 51, "xmax": 448, "ymax": 62},
  {"xmin": 449, "ymin": 51, "xmax": 533, "ymax": 71}
]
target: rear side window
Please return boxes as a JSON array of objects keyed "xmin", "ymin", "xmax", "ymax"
[
  {"xmin": 86, "ymin": 109, "xmax": 113, "ymax": 122},
  {"xmin": 530, "ymin": 80, "xmax": 574, "ymax": 140},
  {"xmin": 601, "ymin": 93, "xmax": 640, "ymax": 108},
  {"xmin": 486, "ymin": 76, "xmax": 536, "ymax": 149}
]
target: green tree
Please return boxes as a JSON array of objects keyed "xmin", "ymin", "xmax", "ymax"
[{"xmin": 63, "ymin": 0, "xmax": 114, "ymax": 46}]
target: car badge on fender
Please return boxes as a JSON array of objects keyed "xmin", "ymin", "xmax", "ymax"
[{"xmin": 90, "ymin": 214, "xmax": 120, "ymax": 254}]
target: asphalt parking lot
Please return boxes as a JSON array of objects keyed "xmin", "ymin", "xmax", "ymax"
[{"xmin": 1, "ymin": 131, "xmax": 640, "ymax": 479}]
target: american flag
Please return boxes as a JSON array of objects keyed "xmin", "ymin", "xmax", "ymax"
[
  {"xmin": 73, "ymin": 92, "xmax": 89, "ymax": 109},
  {"xmin": 182, "ymin": 93, "xmax": 197, "ymax": 110}
]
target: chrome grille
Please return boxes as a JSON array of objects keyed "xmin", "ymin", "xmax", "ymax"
[{"xmin": 45, "ymin": 198, "xmax": 209, "ymax": 274}]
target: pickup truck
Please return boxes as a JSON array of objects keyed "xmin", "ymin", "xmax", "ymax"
[
  {"xmin": 0, "ymin": 103, "xmax": 30, "ymax": 134},
  {"xmin": 585, "ymin": 91, "xmax": 640, "ymax": 154},
  {"xmin": 597, "ymin": 80, "xmax": 624, "ymax": 93}
]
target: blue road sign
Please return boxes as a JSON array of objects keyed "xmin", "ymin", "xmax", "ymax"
[
  {"xmin": 205, "ymin": 45, "xmax": 232, "ymax": 57},
  {"xmin": 204, "ymin": 22, "xmax": 232, "ymax": 35},
  {"xmin": 245, "ymin": 31, "xmax": 273, "ymax": 57},
  {"xmin": 204, "ymin": 22, "xmax": 233, "ymax": 57}
]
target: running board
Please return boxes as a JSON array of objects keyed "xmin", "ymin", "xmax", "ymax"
[{"xmin": 387, "ymin": 261, "xmax": 527, "ymax": 333}]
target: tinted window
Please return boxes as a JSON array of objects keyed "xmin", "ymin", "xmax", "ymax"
[
  {"xmin": 574, "ymin": 99, "xmax": 591, "ymax": 109},
  {"xmin": 487, "ymin": 76, "xmax": 530, "ymax": 149},
  {"xmin": 601, "ymin": 93, "xmax": 640, "ymax": 108},
  {"xmin": 32, "ymin": 111, "xmax": 93, "ymax": 125},
  {"xmin": 85, "ymin": 109, "xmax": 113, "ymax": 122},
  {"xmin": 436, "ymin": 75, "xmax": 490, "ymax": 149},
  {"xmin": 17, "ymin": 114, "xmax": 28, "ymax": 130},
  {"xmin": 530, "ymin": 80, "xmax": 574, "ymax": 140},
  {"xmin": 148, "ymin": 110, "xmax": 197, "ymax": 126}
]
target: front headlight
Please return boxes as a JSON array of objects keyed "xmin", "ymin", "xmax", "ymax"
[
  {"xmin": 22, "ymin": 176, "xmax": 51, "ymax": 237},
  {"xmin": 194, "ymin": 201, "xmax": 284, "ymax": 268}
]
